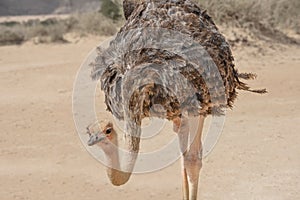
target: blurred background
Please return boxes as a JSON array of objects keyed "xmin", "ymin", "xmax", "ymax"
[{"xmin": 0, "ymin": 0, "xmax": 299, "ymax": 45}]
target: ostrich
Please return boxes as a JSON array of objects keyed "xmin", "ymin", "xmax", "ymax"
[{"xmin": 87, "ymin": 0, "xmax": 266, "ymax": 199}]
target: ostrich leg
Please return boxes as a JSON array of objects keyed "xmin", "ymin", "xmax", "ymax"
[
  {"xmin": 173, "ymin": 116, "xmax": 205, "ymax": 200},
  {"xmin": 174, "ymin": 117, "xmax": 189, "ymax": 199}
]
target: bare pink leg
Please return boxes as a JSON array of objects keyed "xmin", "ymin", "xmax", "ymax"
[{"xmin": 174, "ymin": 116, "xmax": 205, "ymax": 200}]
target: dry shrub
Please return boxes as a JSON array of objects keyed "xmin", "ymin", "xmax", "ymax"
[
  {"xmin": 197, "ymin": 0, "xmax": 299, "ymax": 29},
  {"xmin": 0, "ymin": 25, "xmax": 25, "ymax": 45},
  {"xmin": 73, "ymin": 12, "xmax": 118, "ymax": 36},
  {"xmin": 25, "ymin": 20, "xmax": 67, "ymax": 43},
  {"xmin": 197, "ymin": 0, "xmax": 300, "ymax": 43},
  {"xmin": 0, "ymin": 12, "xmax": 119, "ymax": 46},
  {"xmin": 0, "ymin": 19, "xmax": 67, "ymax": 45},
  {"xmin": 0, "ymin": 29, "xmax": 25, "ymax": 45}
]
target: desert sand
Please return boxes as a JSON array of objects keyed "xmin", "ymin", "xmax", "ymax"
[{"xmin": 0, "ymin": 35, "xmax": 299, "ymax": 200}]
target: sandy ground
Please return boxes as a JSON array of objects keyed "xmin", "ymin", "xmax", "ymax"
[{"xmin": 0, "ymin": 36, "xmax": 299, "ymax": 200}]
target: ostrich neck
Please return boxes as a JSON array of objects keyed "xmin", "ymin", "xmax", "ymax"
[
  {"xmin": 105, "ymin": 150, "xmax": 131, "ymax": 186},
  {"xmin": 104, "ymin": 136, "xmax": 139, "ymax": 186}
]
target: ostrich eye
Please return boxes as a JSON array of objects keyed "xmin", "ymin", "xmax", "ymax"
[{"xmin": 105, "ymin": 128, "xmax": 112, "ymax": 135}]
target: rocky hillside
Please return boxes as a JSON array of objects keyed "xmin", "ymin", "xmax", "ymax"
[{"xmin": 0, "ymin": 0, "xmax": 101, "ymax": 16}]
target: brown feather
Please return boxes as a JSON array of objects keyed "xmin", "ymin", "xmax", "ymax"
[{"xmin": 92, "ymin": 0, "xmax": 266, "ymax": 121}]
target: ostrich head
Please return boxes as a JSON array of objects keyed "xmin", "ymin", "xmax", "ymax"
[
  {"xmin": 87, "ymin": 121, "xmax": 118, "ymax": 151},
  {"xmin": 86, "ymin": 120, "xmax": 140, "ymax": 186}
]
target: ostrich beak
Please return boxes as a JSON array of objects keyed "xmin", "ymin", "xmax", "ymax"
[{"xmin": 87, "ymin": 132, "xmax": 106, "ymax": 146}]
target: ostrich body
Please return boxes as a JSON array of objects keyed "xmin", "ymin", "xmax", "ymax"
[{"xmin": 89, "ymin": 0, "xmax": 266, "ymax": 199}]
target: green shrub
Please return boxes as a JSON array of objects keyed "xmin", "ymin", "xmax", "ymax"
[{"xmin": 100, "ymin": 0, "xmax": 122, "ymax": 20}]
